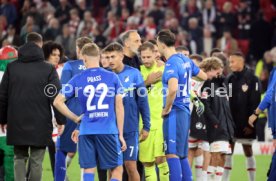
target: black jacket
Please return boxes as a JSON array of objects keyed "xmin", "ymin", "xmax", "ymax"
[
  {"xmin": 0, "ymin": 42, "xmax": 66, "ymax": 146},
  {"xmin": 201, "ymin": 77, "xmax": 235, "ymax": 143},
  {"xmin": 225, "ymin": 67, "xmax": 261, "ymax": 139}
]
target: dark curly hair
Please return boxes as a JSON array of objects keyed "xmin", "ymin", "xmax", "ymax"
[{"xmin": 42, "ymin": 41, "xmax": 64, "ymax": 63}]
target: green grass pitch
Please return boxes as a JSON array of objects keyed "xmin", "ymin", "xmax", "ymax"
[{"xmin": 42, "ymin": 153, "xmax": 271, "ymax": 181}]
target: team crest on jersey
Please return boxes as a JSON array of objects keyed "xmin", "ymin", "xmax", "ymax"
[
  {"xmin": 124, "ymin": 76, "xmax": 129, "ymax": 82},
  {"xmin": 196, "ymin": 122, "xmax": 203, "ymax": 129},
  {"xmin": 242, "ymin": 83, "xmax": 248, "ymax": 92},
  {"xmin": 78, "ymin": 65, "xmax": 86, "ymax": 70}
]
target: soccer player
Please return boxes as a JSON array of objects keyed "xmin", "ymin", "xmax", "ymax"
[
  {"xmin": 201, "ymin": 57, "xmax": 235, "ymax": 181},
  {"xmin": 55, "ymin": 37, "xmax": 93, "ymax": 180},
  {"xmin": 105, "ymin": 42, "xmax": 150, "ymax": 181},
  {"xmin": 54, "ymin": 43, "xmax": 126, "ymax": 181},
  {"xmin": 156, "ymin": 29, "xmax": 207, "ymax": 180},
  {"xmin": 138, "ymin": 41, "xmax": 169, "ymax": 181},
  {"xmin": 197, "ymin": 57, "xmax": 229, "ymax": 181},
  {"xmin": 185, "ymin": 54, "xmax": 207, "ymax": 181},
  {"xmin": 42, "ymin": 41, "xmax": 65, "ymax": 178}
]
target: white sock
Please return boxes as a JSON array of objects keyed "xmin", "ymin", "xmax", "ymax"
[
  {"xmin": 202, "ymin": 170, "xmax": 208, "ymax": 181},
  {"xmin": 215, "ymin": 166, "xmax": 224, "ymax": 181},
  {"xmin": 66, "ymin": 155, "xmax": 73, "ymax": 168},
  {"xmin": 246, "ymin": 156, "xmax": 256, "ymax": 181},
  {"xmin": 80, "ymin": 168, "xmax": 84, "ymax": 181},
  {"xmin": 207, "ymin": 166, "xmax": 216, "ymax": 181},
  {"xmin": 195, "ymin": 155, "xmax": 203, "ymax": 180},
  {"xmin": 222, "ymin": 155, "xmax": 232, "ymax": 181}
]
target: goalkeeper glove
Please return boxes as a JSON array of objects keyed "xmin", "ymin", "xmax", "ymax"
[{"xmin": 192, "ymin": 97, "xmax": 205, "ymax": 117}]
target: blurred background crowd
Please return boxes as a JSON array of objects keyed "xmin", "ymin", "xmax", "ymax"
[{"xmin": 0, "ymin": 0, "xmax": 276, "ymax": 64}]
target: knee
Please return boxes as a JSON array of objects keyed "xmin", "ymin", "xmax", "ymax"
[
  {"xmin": 155, "ymin": 156, "xmax": 166, "ymax": 165},
  {"xmin": 243, "ymin": 146, "xmax": 253, "ymax": 157},
  {"xmin": 125, "ymin": 161, "xmax": 137, "ymax": 174},
  {"xmin": 67, "ymin": 152, "xmax": 75, "ymax": 158},
  {"xmin": 143, "ymin": 162, "xmax": 155, "ymax": 167}
]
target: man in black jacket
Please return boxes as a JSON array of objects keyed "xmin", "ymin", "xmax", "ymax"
[
  {"xmin": 0, "ymin": 32, "xmax": 66, "ymax": 181},
  {"xmin": 224, "ymin": 51, "xmax": 261, "ymax": 181}
]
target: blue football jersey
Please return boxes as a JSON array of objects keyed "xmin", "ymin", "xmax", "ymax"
[
  {"xmin": 61, "ymin": 60, "xmax": 86, "ymax": 115},
  {"xmin": 117, "ymin": 65, "xmax": 150, "ymax": 133},
  {"xmin": 162, "ymin": 53, "xmax": 200, "ymax": 111},
  {"xmin": 62, "ymin": 67, "xmax": 122, "ymax": 135}
]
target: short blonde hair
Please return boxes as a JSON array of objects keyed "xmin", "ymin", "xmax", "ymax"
[
  {"xmin": 199, "ymin": 57, "xmax": 224, "ymax": 72},
  {"xmin": 81, "ymin": 43, "xmax": 100, "ymax": 57}
]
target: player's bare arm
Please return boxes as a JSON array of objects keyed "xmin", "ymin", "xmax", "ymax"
[
  {"xmin": 115, "ymin": 94, "xmax": 127, "ymax": 151},
  {"xmin": 53, "ymin": 93, "xmax": 82, "ymax": 123},
  {"xmin": 193, "ymin": 69, "xmax": 208, "ymax": 81}
]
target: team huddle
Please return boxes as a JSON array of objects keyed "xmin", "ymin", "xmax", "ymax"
[
  {"xmin": 1, "ymin": 29, "xmax": 275, "ymax": 181},
  {"xmin": 52, "ymin": 29, "xmax": 259, "ymax": 181}
]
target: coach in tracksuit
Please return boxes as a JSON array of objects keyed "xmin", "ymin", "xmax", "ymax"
[{"xmin": 224, "ymin": 51, "xmax": 261, "ymax": 181}]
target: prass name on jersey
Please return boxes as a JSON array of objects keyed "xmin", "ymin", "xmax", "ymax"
[{"xmin": 87, "ymin": 75, "xmax": 101, "ymax": 82}]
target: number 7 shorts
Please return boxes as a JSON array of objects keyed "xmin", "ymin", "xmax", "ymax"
[{"xmin": 123, "ymin": 131, "xmax": 139, "ymax": 161}]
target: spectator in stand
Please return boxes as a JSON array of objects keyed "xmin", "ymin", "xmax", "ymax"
[
  {"xmin": 37, "ymin": 0, "xmax": 56, "ymax": 18},
  {"xmin": 164, "ymin": 9, "xmax": 176, "ymax": 29},
  {"xmin": 105, "ymin": 0, "xmax": 122, "ymax": 17},
  {"xmin": 68, "ymin": 8, "xmax": 80, "ymax": 35},
  {"xmin": 216, "ymin": 29, "xmax": 238, "ymax": 56},
  {"xmin": 43, "ymin": 18, "xmax": 60, "ymax": 41},
  {"xmin": 216, "ymin": 2, "xmax": 237, "ymax": 38},
  {"xmin": 121, "ymin": 8, "xmax": 130, "ymax": 24},
  {"xmin": 103, "ymin": 12, "xmax": 124, "ymax": 42},
  {"xmin": 250, "ymin": 12, "xmax": 274, "ymax": 61},
  {"xmin": 21, "ymin": 3, "xmax": 44, "ymax": 31},
  {"xmin": 147, "ymin": 1, "xmax": 165, "ymax": 29},
  {"xmin": 181, "ymin": 0, "xmax": 202, "ymax": 30},
  {"xmin": 0, "ymin": 0, "xmax": 17, "ymax": 26},
  {"xmin": 168, "ymin": 18, "xmax": 182, "ymax": 35},
  {"xmin": 20, "ymin": 15, "xmax": 40, "ymax": 42},
  {"xmin": 236, "ymin": 0, "xmax": 251, "ymax": 56},
  {"xmin": 188, "ymin": 17, "xmax": 203, "ymax": 54},
  {"xmin": 55, "ymin": 0, "xmax": 71, "ymax": 26},
  {"xmin": 139, "ymin": 16, "xmax": 157, "ymax": 41},
  {"xmin": 91, "ymin": 26, "xmax": 107, "ymax": 49},
  {"xmin": 77, "ymin": 10, "xmax": 97, "ymax": 38},
  {"xmin": 203, "ymin": 26, "xmax": 215, "ymax": 56},
  {"xmin": 202, "ymin": 0, "xmax": 216, "ymax": 34},
  {"xmin": 55, "ymin": 23, "xmax": 76, "ymax": 59},
  {"xmin": 1, "ymin": 25, "xmax": 20, "ymax": 47},
  {"xmin": 175, "ymin": 30, "xmax": 190, "ymax": 48},
  {"xmin": 75, "ymin": 0, "xmax": 90, "ymax": 19}
]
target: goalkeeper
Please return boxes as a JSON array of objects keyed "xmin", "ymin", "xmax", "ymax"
[{"xmin": 138, "ymin": 42, "xmax": 169, "ymax": 181}]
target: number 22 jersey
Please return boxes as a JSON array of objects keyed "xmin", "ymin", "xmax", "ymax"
[{"xmin": 61, "ymin": 67, "xmax": 123, "ymax": 135}]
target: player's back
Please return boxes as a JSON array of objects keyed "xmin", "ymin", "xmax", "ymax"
[{"xmin": 73, "ymin": 67, "xmax": 121, "ymax": 135}]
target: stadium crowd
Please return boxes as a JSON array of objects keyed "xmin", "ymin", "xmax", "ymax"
[{"xmin": 0, "ymin": 0, "xmax": 276, "ymax": 181}]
